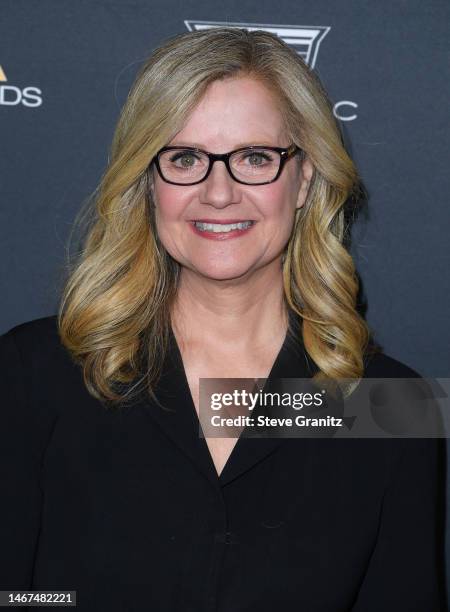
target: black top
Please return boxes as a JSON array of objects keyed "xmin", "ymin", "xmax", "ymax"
[{"xmin": 0, "ymin": 313, "xmax": 446, "ymax": 611}]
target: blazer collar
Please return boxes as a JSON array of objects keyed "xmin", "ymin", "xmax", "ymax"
[{"xmin": 140, "ymin": 309, "xmax": 317, "ymax": 489}]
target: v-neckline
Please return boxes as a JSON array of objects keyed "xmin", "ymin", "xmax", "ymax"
[
  {"xmin": 165, "ymin": 308, "xmax": 310, "ymax": 480},
  {"xmin": 140, "ymin": 307, "xmax": 316, "ymax": 487}
]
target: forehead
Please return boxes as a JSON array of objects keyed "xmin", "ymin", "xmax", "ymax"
[{"xmin": 170, "ymin": 76, "xmax": 288, "ymax": 149}]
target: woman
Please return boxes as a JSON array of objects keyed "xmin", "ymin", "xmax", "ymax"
[{"xmin": 0, "ymin": 27, "xmax": 445, "ymax": 610}]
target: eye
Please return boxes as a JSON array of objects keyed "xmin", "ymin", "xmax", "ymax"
[
  {"xmin": 241, "ymin": 150, "xmax": 275, "ymax": 166},
  {"xmin": 169, "ymin": 151, "xmax": 200, "ymax": 168}
]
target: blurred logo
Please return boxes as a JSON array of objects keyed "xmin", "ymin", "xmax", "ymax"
[
  {"xmin": 0, "ymin": 65, "xmax": 43, "ymax": 107},
  {"xmin": 185, "ymin": 20, "xmax": 329, "ymax": 70},
  {"xmin": 185, "ymin": 20, "xmax": 357, "ymax": 121}
]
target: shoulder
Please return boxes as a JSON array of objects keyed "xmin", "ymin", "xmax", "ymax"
[
  {"xmin": 0, "ymin": 314, "xmax": 81, "ymax": 391},
  {"xmin": 362, "ymin": 348, "xmax": 445, "ymax": 483},
  {"xmin": 0, "ymin": 316, "xmax": 91, "ymax": 483},
  {"xmin": 2, "ymin": 313, "xmax": 59, "ymax": 347},
  {"xmin": 1, "ymin": 314, "xmax": 69, "ymax": 366},
  {"xmin": 363, "ymin": 348, "xmax": 422, "ymax": 378}
]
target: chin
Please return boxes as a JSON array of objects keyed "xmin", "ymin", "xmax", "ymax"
[{"xmin": 193, "ymin": 263, "xmax": 256, "ymax": 282}]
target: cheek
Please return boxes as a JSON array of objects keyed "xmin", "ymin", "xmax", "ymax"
[
  {"xmin": 258, "ymin": 183, "xmax": 298, "ymax": 249},
  {"xmin": 152, "ymin": 190, "xmax": 184, "ymax": 253},
  {"xmin": 258, "ymin": 183, "xmax": 295, "ymax": 220},
  {"xmin": 153, "ymin": 185, "xmax": 190, "ymax": 235}
]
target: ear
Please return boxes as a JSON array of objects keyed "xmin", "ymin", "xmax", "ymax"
[{"xmin": 295, "ymin": 158, "xmax": 314, "ymax": 210}]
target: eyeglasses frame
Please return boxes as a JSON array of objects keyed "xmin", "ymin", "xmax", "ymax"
[{"xmin": 150, "ymin": 143, "xmax": 302, "ymax": 186}]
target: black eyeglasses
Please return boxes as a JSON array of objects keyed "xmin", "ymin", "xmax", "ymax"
[{"xmin": 150, "ymin": 143, "xmax": 302, "ymax": 186}]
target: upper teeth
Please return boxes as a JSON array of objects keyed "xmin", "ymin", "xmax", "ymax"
[{"xmin": 194, "ymin": 221, "xmax": 253, "ymax": 232}]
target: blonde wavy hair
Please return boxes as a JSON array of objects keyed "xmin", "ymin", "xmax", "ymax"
[{"xmin": 58, "ymin": 27, "xmax": 378, "ymax": 407}]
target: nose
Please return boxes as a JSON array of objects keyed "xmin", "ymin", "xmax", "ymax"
[{"xmin": 200, "ymin": 159, "xmax": 240, "ymax": 207}]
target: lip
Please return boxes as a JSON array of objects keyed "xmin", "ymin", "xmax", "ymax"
[
  {"xmin": 189, "ymin": 219, "xmax": 256, "ymax": 223},
  {"xmin": 188, "ymin": 219, "xmax": 256, "ymax": 241}
]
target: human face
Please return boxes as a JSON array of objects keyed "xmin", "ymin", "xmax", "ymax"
[{"xmin": 151, "ymin": 76, "xmax": 313, "ymax": 281}]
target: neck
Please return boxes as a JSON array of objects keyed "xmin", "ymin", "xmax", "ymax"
[{"xmin": 171, "ymin": 259, "xmax": 289, "ymax": 353}]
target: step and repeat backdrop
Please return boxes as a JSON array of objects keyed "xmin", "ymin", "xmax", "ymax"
[{"xmin": 1, "ymin": 0, "xmax": 449, "ymax": 591}]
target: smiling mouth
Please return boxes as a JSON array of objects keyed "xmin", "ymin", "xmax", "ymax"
[{"xmin": 191, "ymin": 220, "xmax": 255, "ymax": 233}]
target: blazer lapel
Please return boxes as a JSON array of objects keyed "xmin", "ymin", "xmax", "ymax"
[
  {"xmin": 219, "ymin": 314, "xmax": 317, "ymax": 486},
  {"xmin": 140, "ymin": 309, "xmax": 317, "ymax": 489},
  {"xmin": 142, "ymin": 332, "xmax": 221, "ymax": 489}
]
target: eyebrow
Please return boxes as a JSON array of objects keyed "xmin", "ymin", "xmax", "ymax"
[{"xmin": 169, "ymin": 141, "xmax": 279, "ymax": 150}]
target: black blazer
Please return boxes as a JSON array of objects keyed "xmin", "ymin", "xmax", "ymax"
[{"xmin": 0, "ymin": 313, "xmax": 446, "ymax": 611}]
